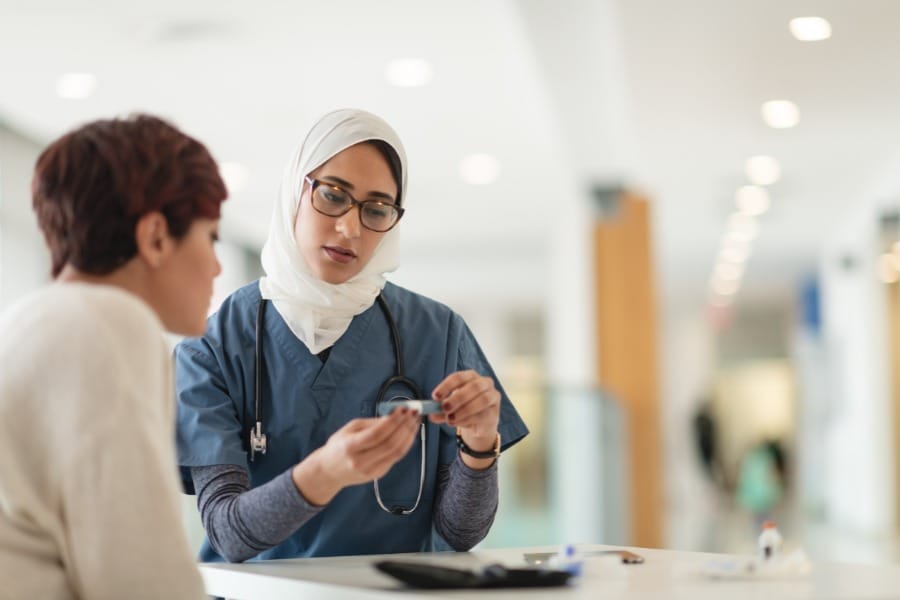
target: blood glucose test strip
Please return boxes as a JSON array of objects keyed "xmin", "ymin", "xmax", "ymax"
[{"xmin": 377, "ymin": 399, "xmax": 443, "ymax": 416}]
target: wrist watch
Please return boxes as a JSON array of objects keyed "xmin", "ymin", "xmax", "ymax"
[{"xmin": 456, "ymin": 430, "xmax": 501, "ymax": 459}]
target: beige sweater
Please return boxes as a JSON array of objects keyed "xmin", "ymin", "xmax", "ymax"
[{"xmin": 0, "ymin": 283, "xmax": 205, "ymax": 600}]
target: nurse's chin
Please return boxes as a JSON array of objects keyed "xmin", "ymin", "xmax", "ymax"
[{"xmin": 313, "ymin": 263, "xmax": 362, "ymax": 286}]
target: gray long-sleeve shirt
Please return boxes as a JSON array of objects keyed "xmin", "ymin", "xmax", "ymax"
[{"xmin": 191, "ymin": 454, "xmax": 498, "ymax": 562}]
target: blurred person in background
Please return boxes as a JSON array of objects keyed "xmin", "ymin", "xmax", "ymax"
[
  {"xmin": 175, "ymin": 108, "xmax": 528, "ymax": 563},
  {"xmin": 0, "ymin": 114, "xmax": 226, "ymax": 599},
  {"xmin": 692, "ymin": 399, "xmax": 724, "ymax": 488},
  {"xmin": 736, "ymin": 438, "xmax": 787, "ymax": 528}
]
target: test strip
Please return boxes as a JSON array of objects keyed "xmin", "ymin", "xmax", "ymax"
[{"xmin": 377, "ymin": 399, "xmax": 443, "ymax": 416}]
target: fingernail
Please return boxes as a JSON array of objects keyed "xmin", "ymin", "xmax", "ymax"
[
  {"xmin": 400, "ymin": 407, "xmax": 408, "ymax": 414},
  {"xmin": 448, "ymin": 413, "xmax": 456, "ymax": 422},
  {"xmin": 434, "ymin": 392, "xmax": 444, "ymax": 400},
  {"xmin": 442, "ymin": 403, "xmax": 453, "ymax": 412}
]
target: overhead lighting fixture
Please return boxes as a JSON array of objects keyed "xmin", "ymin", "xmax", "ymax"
[
  {"xmin": 790, "ymin": 17, "xmax": 832, "ymax": 41},
  {"xmin": 220, "ymin": 162, "xmax": 249, "ymax": 196},
  {"xmin": 385, "ymin": 58, "xmax": 434, "ymax": 87},
  {"xmin": 459, "ymin": 153, "xmax": 500, "ymax": 185},
  {"xmin": 723, "ymin": 230, "xmax": 756, "ymax": 247},
  {"xmin": 761, "ymin": 100, "xmax": 800, "ymax": 129},
  {"xmin": 744, "ymin": 156, "xmax": 781, "ymax": 186},
  {"xmin": 720, "ymin": 244, "xmax": 751, "ymax": 264},
  {"xmin": 56, "ymin": 73, "xmax": 97, "ymax": 99},
  {"xmin": 711, "ymin": 277, "xmax": 740, "ymax": 296},
  {"xmin": 714, "ymin": 261, "xmax": 744, "ymax": 282},
  {"xmin": 727, "ymin": 212, "xmax": 759, "ymax": 242},
  {"xmin": 709, "ymin": 294, "xmax": 733, "ymax": 307},
  {"xmin": 735, "ymin": 185, "xmax": 771, "ymax": 216}
]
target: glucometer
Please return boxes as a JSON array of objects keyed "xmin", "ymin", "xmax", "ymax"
[
  {"xmin": 377, "ymin": 399, "xmax": 443, "ymax": 417},
  {"xmin": 375, "ymin": 561, "xmax": 574, "ymax": 588}
]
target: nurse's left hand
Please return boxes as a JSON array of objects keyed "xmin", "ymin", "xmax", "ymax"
[{"xmin": 429, "ymin": 370, "xmax": 500, "ymax": 467}]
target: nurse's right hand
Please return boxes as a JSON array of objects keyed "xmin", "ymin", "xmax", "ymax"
[{"xmin": 290, "ymin": 408, "xmax": 421, "ymax": 506}]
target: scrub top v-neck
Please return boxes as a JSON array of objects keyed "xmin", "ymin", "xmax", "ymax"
[{"xmin": 175, "ymin": 280, "xmax": 528, "ymax": 561}]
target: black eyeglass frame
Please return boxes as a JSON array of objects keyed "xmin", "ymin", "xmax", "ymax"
[{"xmin": 303, "ymin": 176, "xmax": 404, "ymax": 233}]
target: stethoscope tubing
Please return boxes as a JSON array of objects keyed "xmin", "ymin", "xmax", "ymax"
[{"xmin": 250, "ymin": 293, "xmax": 427, "ymax": 515}]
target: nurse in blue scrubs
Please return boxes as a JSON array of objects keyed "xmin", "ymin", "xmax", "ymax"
[{"xmin": 175, "ymin": 109, "xmax": 528, "ymax": 562}]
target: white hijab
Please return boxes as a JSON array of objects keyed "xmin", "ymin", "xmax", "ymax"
[{"xmin": 258, "ymin": 109, "xmax": 408, "ymax": 354}]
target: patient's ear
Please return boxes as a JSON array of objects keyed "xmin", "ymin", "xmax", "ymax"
[{"xmin": 134, "ymin": 211, "xmax": 174, "ymax": 269}]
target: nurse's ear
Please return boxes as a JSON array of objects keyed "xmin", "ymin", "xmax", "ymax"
[{"xmin": 134, "ymin": 211, "xmax": 175, "ymax": 269}]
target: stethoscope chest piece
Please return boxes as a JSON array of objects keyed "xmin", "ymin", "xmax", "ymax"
[{"xmin": 249, "ymin": 422, "xmax": 267, "ymax": 460}]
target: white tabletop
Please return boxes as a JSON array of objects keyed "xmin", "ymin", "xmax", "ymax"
[{"xmin": 199, "ymin": 544, "xmax": 900, "ymax": 600}]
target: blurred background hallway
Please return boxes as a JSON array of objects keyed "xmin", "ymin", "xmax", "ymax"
[{"xmin": 3, "ymin": 0, "xmax": 900, "ymax": 565}]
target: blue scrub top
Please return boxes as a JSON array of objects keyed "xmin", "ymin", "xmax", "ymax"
[{"xmin": 175, "ymin": 281, "xmax": 528, "ymax": 561}]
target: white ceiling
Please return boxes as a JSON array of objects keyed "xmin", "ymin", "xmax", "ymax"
[
  {"xmin": 2, "ymin": 0, "xmax": 899, "ymax": 315},
  {"xmin": 617, "ymin": 0, "xmax": 900, "ymax": 304}
]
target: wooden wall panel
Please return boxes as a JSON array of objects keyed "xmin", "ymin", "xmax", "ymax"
[{"xmin": 593, "ymin": 193, "xmax": 663, "ymax": 548}]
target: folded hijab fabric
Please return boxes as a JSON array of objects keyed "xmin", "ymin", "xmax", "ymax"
[{"xmin": 258, "ymin": 108, "xmax": 408, "ymax": 354}]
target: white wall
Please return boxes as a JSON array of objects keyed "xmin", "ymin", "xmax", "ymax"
[
  {"xmin": 510, "ymin": 0, "xmax": 641, "ymax": 544},
  {"xmin": 0, "ymin": 122, "xmax": 48, "ymax": 307},
  {"xmin": 817, "ymin": 156, "xmax": 900, "ymax": 535},
  {"xmin": 658, "ymin": 297, "xmax": 717, "ymax": 549}
]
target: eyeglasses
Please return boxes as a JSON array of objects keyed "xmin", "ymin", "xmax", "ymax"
[{"xmin": 304, "ymin": 176, "xmax": 404, "ymax": 233}]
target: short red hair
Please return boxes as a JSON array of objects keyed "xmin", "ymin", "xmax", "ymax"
[{"xmin": 32, "ymin": 114, "xmax": 227, "ymax": 277}]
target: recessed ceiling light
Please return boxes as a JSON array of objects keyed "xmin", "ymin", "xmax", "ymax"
[
  {"xmin": 709, "ymin": 294, "xmax": 733, "ymax": 307},
  {"xmin": 385, "ymin": 58, "xmax": 434, "ymax": 87},
  {"xmin": 56, "ymin": 73, "xmax": 97, "ymax": 99},
  {"xmin": 727, "ymin": 213, "xmax": 759, "ymax": 242},
  {"xmin": 761, "ymin": 100, "xmax": 800, "ymax": 129},
  {"xmin": 459, "ymin": 153, "xmax": 500, "ymax": 185},
  {"xmin": 744, "ymin": 156, "xmax": 781, "ymax": 186},
  {"xmin": 220, "ymin": 161, "xmax": 249, "ymax": 195},
  {"xmin": 711, "ymin": 278, "xmax": 740, "ymax": 296},
  {"xmin": 724, "ymin": 231, "xmax": 756, "ymax": 246},
  {"xmin": 720, "ymin": 245, "xmax": 751, "ymax": 264},
  {"xmin": 715, "ymin": 261, "xmax": 744, "ymax": 282},
  {"xmin": 735, "ymin": 185, "xmax": 771, "ymax": 216},
  {"xmin": 790, "ymin": 17, "xmax": 832, "ymax": 41}
]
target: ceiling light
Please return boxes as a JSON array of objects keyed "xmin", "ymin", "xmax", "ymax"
[
  {"xmin": 385, "ymin": 58, "xmax": 434, "ymax": 87},
  {"xmin": 720, "ymin": 244, "xmax": 751, "ymax": 264},
  {"xmin": 790, "ymin": 17, "xmax": 832, "ymax": 41},
  {"xmin": 459, "ymin": 153, "xmax": 500, "ymax": 185},
  {"xmin": 712, "ymin": 278, "xmax": 740, "ymax": 296},
  {"xmin": 735, "ymin": 185, "xmax": 771, "ymax": 216},
  {"xmin": 724, "ymin": 230, "xmax": 757, "ymax": 246},
  {"xmin": 709, "ymin": 294, "xmax": 733, "ymax": 307},
  {"xmin": 761, "ymin": 100, "xmax": 800, "ymax": 129},
  {"xmin": 744, "ymin": 156, "xmax": 781, "ymax": 186},
  {"xmin": 56, "ymin": 73, "xmax": 97, "ymax": 99},
  {"xmin": 220, "ymin": 162, "xmax": 249, "ymax": 195},
  {"xmin": 715, "ymin": 261, "xmax": 744, "ymax": 282},
  {"xmin": 727, "ymin": 213, "xmax": 759, "ymax": 242}
]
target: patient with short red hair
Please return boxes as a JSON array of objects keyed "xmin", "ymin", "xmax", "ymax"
[{"xmin": 0, "ymin": 114, "xmax": 226, "ymax": 599}]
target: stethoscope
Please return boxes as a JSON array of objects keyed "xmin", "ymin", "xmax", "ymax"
[{"xmin": 249, "ymin": 294, "xmax": 427, "ymax": 515}]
